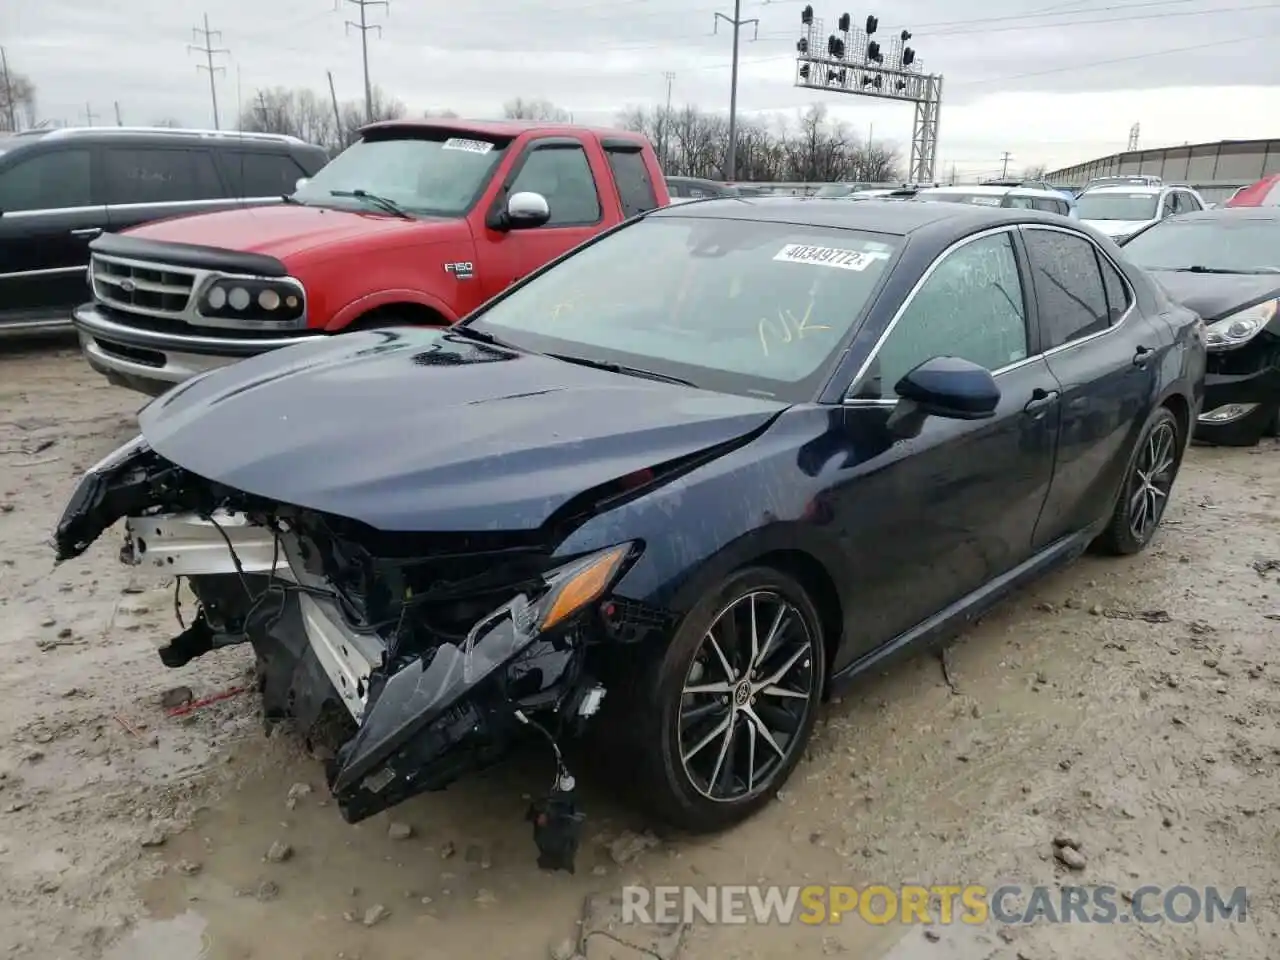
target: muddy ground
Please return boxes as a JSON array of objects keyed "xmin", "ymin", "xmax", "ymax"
[{"xmin": 1, "ymin": 339, "xmax": 1278, "ymax": 960}]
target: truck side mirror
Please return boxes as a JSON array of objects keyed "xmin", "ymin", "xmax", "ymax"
[
  {"xmin": 294, "ymin": 177, "xmax": 309, "ymax": 192},
  {"xmin": 506, "ymin": 191, "xmax": 551, "ymax": 230}
]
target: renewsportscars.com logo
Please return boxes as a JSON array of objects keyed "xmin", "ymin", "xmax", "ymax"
[{"xmin": 621, "ymin": 884, "xmax": 1248, "ymax": 926}]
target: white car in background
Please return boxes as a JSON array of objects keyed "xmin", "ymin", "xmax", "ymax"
[
  {"xmin": 1075, "ymin": 183, "xmax": 1207, "ymax": 242},
  {"xmin": 911, "ymin": 184, "xmax": 1075, "ymax": 217}
]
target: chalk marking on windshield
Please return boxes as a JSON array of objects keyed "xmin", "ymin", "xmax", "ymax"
[
  {"xmin": 773, "ymin": 244, "xmax": 890, "ymax": 271},
  {"xmin": 758, "ymin": 298, "xmax": 831, "ymax": 356},
  {"xmin": 442, "ymin": 138, "xmax": 495, "ymax": 154}
]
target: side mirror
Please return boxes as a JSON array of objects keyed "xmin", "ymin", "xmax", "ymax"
[
  {"xmin": 892, "ymin": 356, "xmax": 1000, "ymax": 422},
  {"xmin": 295, "ymin": 177, "xmax": 309, "ymax": 192},
  {"xmin": 506, "ymin": 191, "xmax": 550, "ymax": 229}
]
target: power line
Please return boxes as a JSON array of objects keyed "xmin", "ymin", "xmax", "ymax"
[
  {"xmin": 342, "ymin": 0, "xmax": 389, "ymax": 124},
  {"xmin": 712, "ymin": 0, "xmax": 759, "ymax": 180},
  {"xmin": 188, "ymin": 13, "xmax": 229, "ymax": 130}
]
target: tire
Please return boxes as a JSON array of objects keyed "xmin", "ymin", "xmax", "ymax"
[
  {"xmin": 1193, "ymin": 400, "xmax": 1279, "ymax": 447},
  {"xmin": 624, "ymin": 566, "xmax": 827, "ymax": 833},
  {"xmin": 1096, "ymin": 405, "xmax": 1183, "ymax": 556}
]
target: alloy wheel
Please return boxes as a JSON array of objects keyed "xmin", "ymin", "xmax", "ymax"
[
  {"xmin": 1128, "ymin": 420, "xmax": 1177, "ymax": 543},
  {"xmin": 677, "ymin": 591, "xmax": 817, "ymax": 802}
]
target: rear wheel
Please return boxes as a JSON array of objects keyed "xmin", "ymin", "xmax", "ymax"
[
  {"xmin": 627, "ymin": 567, "xmax": 827, "ymax": 832},
  {"xmin": 1096, "ymin": 406, "xmax": 1183, "ymax": 555}
]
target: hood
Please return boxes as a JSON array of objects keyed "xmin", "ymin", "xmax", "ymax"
[
  {"xmin": 139, "ymin": 328, "xmax": 787, "ymax": 532},
  {"xmin": 1081, "ymin": 218, "xmax": 1152, "ymax": 238},
  {"xmin": 123, "ymin": 203, "xmax": 455, "ymax": 261},
  {"xmin": 1146, "ymin": 270, "xmax": 1280, "ymax": 321}
]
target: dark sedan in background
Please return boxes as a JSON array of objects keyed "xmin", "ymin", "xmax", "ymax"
[
  {"xmin": 54, "ymin": 199, "xmax": 1204, "ymax": 867},
  {"xmin": 1121, "ymin": 207, "xmax": 1280, "ymax": 445}
]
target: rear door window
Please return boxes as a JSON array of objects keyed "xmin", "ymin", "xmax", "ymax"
[
  {"xmin": 220, "ymin": 151, "xmax": 309, "ymax": 197},
  {"xmin": 1022, "ymin": 228, "xmax": 1110, "ymax": 349},
  {"xmin": 103, "ymin": 147, "xmax": 225, "ymax": 205},
  {"xmin": 604, "ymin": 147, "xmax": 659, "ymax": 217},
  {"xmin": 0, "ymin": 148, "xmax": 92, "ymax": 211}
]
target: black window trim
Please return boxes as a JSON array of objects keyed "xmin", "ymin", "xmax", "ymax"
[
  {"xmin": 843, "ymin": 222, "xmax": 1136, "ymax": 407},
  {"xmin": 490, "ymin": 136, "xmax": 604, "ymax": 229}
]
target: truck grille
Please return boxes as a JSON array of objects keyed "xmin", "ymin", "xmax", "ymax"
[{"xmin": 91, "ymin": 254, "xmax": 197, "ymax": 320}]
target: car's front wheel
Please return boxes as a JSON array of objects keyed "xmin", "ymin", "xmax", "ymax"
[
  {"xmin": 1096, "ymin": 405, "xmax": 1183, "ymax": 555},
  {"xmin": 630, "ymin": 566, "xmax": 827, "ymax": 832}
]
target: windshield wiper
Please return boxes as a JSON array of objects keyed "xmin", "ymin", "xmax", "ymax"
[
  {"xmin": 547, "ymin": 352, "xmax": 697, "ymax": 387},
  {"xmin": 448, "ymin": 325, "xmax": 521, "ymax": 349},
  {"xmin": 329, "ymin": 189, "xmax": 413, "ymax": 220},
  {"xmin": 1164, "ymin": 265, "xmax": 1254, "ymax": 275}
]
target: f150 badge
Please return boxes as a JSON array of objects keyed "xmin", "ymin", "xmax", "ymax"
[{"xmin": 444, "ymin": 261, "xmax": 475, "ymax": 279}]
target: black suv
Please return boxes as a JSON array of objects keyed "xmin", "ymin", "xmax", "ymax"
[{"xmin": 0, "ymin": 126, "xmax": 329, "ymax": 337}]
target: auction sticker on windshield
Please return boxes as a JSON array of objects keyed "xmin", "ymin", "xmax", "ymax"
[
  {"xmin": 442, "ymin": 138, "xmax": 495, "ymax": 154},
  {"xmin": 773, "ymin": 244, "xmax": 890, "ymax": 271}
]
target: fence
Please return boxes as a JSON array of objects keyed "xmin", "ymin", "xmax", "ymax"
[{"xmin": 1044, "ymin": 138, "xmax": 1280, "ymax": 205}]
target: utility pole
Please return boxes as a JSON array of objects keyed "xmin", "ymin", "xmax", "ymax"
[
  {"xmin": 713, "ymin": 0, "xmax": 758, "ymax": 182},
  {"xmin": 327, "ymin": 70, "xmax": 344, "ymax": 149},
  {"xmin": 83, "ymin": 103, "xmax": 98, "ymax": 126},
  {"xmin": 949, "ymin": 162, "xmax": 957, "ymax": 185},
  {"xmin": 0, "ymin": 47, "xmax": 16, "ymax": 131},
  {"xmin": 1127, "ymin": 122, "xmax": 1140, "ymax": 152},
  {"xmin": 114, "ymin": 101, "xmax": 122, "ymax": 126},
  {"xmin": 343, "ymin": 0, "xmax": 389, "ymax": 124},
  {"xmin": 1000, "ymin": 151, "xmax": 1012, "ymax": 179},
  {"xmin": 188, "ymin": 13, "xmax": 229, "ymax": 129},
  {"xmin": 659, "ymin": 71, "xmax": 675, "ymax": 171}
]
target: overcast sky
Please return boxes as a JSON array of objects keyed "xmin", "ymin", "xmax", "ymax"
[{"xmin": 4, "ymin": 0, "xmax": 1279, "ymax": 178}]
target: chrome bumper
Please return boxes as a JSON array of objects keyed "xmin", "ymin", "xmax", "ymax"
[{"xmin": 73, "ymin": 302, "xmax": 318, "ymax": 395}]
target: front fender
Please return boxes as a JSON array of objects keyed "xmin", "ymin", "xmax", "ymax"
[
  {"xmin": 551, "ymin": 405, "xmax": 850, "ymax": 631},
  {"xmin": 326, "ymin": 288, "xmax": 460, "ymax": 330}
]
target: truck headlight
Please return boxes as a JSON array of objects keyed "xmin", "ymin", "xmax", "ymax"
[
  {"xmin": 198, "ymin": 277, "xmax": 306, "ymax": 324},
  {"xmin": 1204, "ymin": 300, "xmax": 1276, "ymax": 351}
]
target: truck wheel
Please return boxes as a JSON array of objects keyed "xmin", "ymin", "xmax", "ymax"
[{"xmin": 341, "ymin": 308, "xmax": 448, "ymax": 333}]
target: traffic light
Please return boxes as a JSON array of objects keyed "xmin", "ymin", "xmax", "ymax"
[
  {"xmin": 900, "ymin": 30, "xmax": 911, "ymax": 42},
  {"xmin": 827, "ymin": 35, "xmax": 845, "ymax": 58},
  {"xmin": 867, "ymin": 40, "xmax": 881, "ymax": 62},
  {"xmin": 799, "ymin": 63, "xmax": 811, "ymax": 79},
  {"xmin": 865, "ymin": 15, "xmax": 878, "ymax": 34},
  {"xmin": 902, "ymin": 46, "xmax": 915, "ymax": 66},
  {"xmin": 894, "ymin": 79, "xmax": 906, "ymax": 90},
  {"xmin": 838, "ymin": 13, "xmax": 851, "ymax": 31},
  {"xmin": 797, "ymin": 37, "xmax": 808, "ymax": 53},
  {"xmin": 801, "ymin": 5, "xmax": 813, "ymax": 26}
]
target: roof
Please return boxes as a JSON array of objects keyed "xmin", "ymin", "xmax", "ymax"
[
  {"xmin": 360, "ymin": 118, "xmax": 647, "ymax": 141},
  {"xmin": 648, "ymin": 196, "xmax": 1072, "ymax": 236},
  {"xmin": 918, "ymin": 184, "xmax": 1064, "ymax": 198},
  {"xmin": 1083, "ymin": 184, "xmax": 1165, "ymax": 195},
  {"xmin": 1169, "ymin": 206, "xmax": 1280, "ymax": 222}
]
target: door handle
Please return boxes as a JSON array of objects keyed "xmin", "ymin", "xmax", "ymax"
[
  {"xmin": 1132, "ymin": 345, "xmax": 1154, "ymax": 368},
  {"xmin": 70, "ymin": 227, "xmax": 102, "ymax": 239},
  {"xmin": 1023, "ymin": 388, "xmax": 1060, "ymax": 415}
]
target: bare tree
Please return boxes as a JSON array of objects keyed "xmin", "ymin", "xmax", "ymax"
[
  {"xmin": 1022, "ymin": 163, "xmax": 1049, "ymax": 180},
  {"xmin": 151, "ymin": 118, "xmax": 184, "ymax": 129},
  {"xmin": 0, "ymin": 66, "xmax": 37, "ymax": 131},
  {"xmin": 502, "ymin": 98, "xmax": 571, "ymax": 122},
  {"xmin": 240, "ymin": 84, "xmax": 405, "ymax": 153}
]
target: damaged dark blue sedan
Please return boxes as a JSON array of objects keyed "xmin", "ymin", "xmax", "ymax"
[{"xmin": 53, "ymin": 199, "xmax": 1205, "ymax": 870}]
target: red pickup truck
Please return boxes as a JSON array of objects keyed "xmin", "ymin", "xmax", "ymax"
[{"xmin": 72, "ymin": 119, "xmax": 669, "ymax": 395}]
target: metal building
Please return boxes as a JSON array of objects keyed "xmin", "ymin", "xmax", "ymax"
[{"xmin": 1045, "ymin": 138, "xmax": 1280, "ymax": 205}]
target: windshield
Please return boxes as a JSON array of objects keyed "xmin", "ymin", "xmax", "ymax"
[
  {"xmin": 468, "ymin": 216, "xmax": 900, "ymax": 401},
  {"xmin": 1121, "ymin": 217, "xmax": 1280, "ymax": 273},
  {"xmin": 292, "ymin": 133, "xmax": 506, "ymax": 216},
  {"xmin": 1076, "ymin": 192, "xmax": 1158, "ymax": 221}
]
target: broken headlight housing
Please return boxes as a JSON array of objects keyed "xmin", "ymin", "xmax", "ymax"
[{"xmin": 1204, "ymin": 300, "xmax": 1276, "ymax": 351}]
